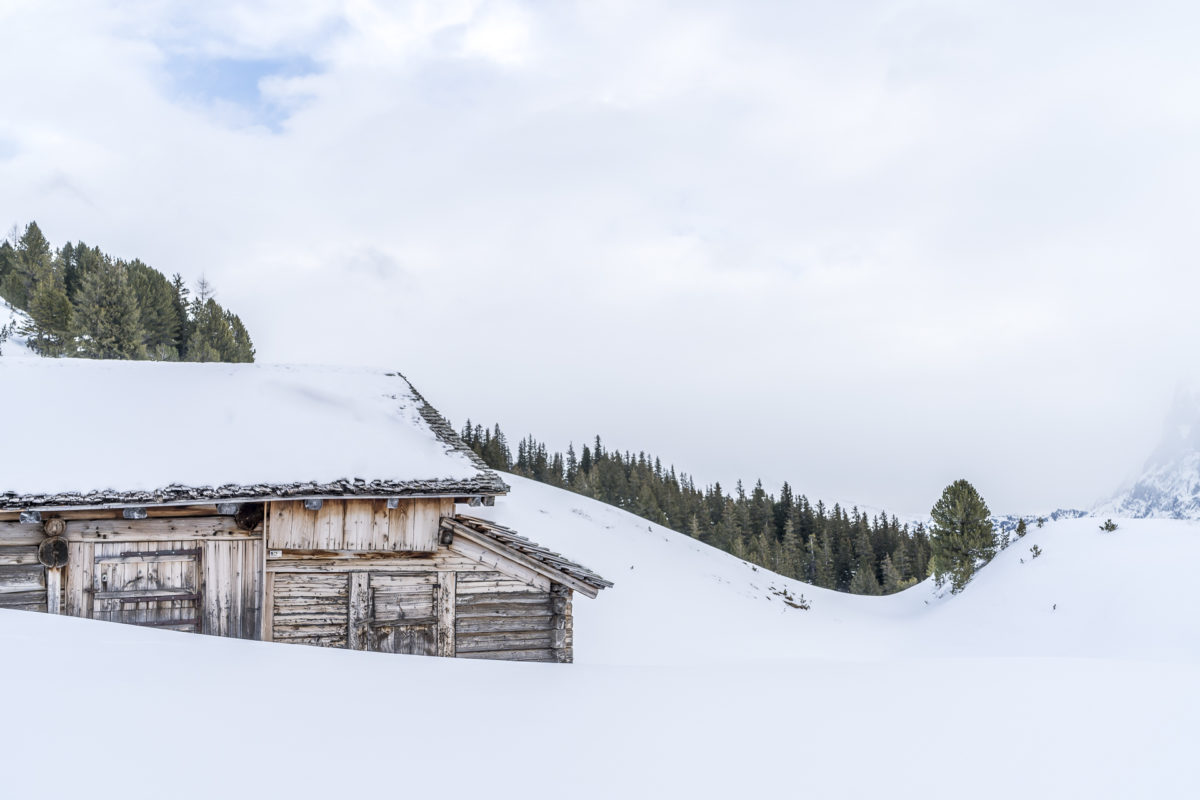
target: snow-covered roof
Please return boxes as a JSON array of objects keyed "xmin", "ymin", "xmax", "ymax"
[{"xmin": 0, "ymin": 359, "xmax": 507, "ymax": 510}]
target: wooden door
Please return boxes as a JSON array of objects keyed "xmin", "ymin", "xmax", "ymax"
[
  {"xmin": 364, "ymin": 572, "xmax": 437, "ymax": 656},
  {"xmin": 91, "ymin": 542, "xmax": 202, "ymax": 632}
]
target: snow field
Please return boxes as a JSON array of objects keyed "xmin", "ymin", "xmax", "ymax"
[{"xmin": 1, "ymin": 474, "xmax": 1198, "ymax": 798}]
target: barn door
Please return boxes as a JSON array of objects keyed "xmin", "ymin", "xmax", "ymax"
[
  {"xmin": 91, "ymin": 543, "xmax": 202, "ymax": 632},
  {"xmin": 362, "ymin": 572, "xmax": 438, "ymax": 656}
]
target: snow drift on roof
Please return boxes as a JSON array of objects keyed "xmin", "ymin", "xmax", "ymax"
[{"xmin": 0, "ymin": 360, "xmax": 506, "ymax": 507}]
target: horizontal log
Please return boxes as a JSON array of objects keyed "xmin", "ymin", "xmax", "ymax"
[
  {"xmin": 0, "ymin": 506, "xmax": 221, "ymax": 522},
  {"xmin": 271, "ymin": 586, "xmax": 348, "ymax": 598},
  {"xmin": 454, "ymin": 571, "xmax": 507, "ymax": 583},
  {"xmin": 0, "ymin": 590, "xmax": 48, "ymax": 607},
  {"xmin": 272, "ymin": 598, "xmax": 349, "ymax": 611},
  {"xmin": 272, "ymin": 625, "xmax": 349, "ymax": 638},
  {"xmin": 455, "ymin": 592, "xmax": 551, "ymax": 607},
  {"xmin": 269, "ymin": 614, "xmax": 348, "ymax": 626},
  {"xmin": 93, "ymin": 589, "xmax": 199, "ymax": 602},
  {"xmin": 0, "ymin": 603, "xmax": 47, "ymax": 613},
  {"xmin": 94, "ymin": 551, "xmax": 201, "ymax": 565},
  {"xmin": 66, "ymin": 517, "xmax": 261, "ymax": 542},
  {"xmin": 269, "ymin": 549, "xmax": 439, "ymax": 561},
  {"xmin": 456, "ymin": 649, "xmax": 557, "ymax": 662},
  {"xmin": 0, "ymin": 524, "xmax": 43, "ymax": 546},
  {"xmin": 456, "ymin": 615, "xmax": 555, "ymax": 634},
  {"xmin": 0, "ymin": 565, "xmax": 45, "ymax": 592},
  {"xmin": 272, "ymin": 635, "xmax": 348, "ymax": 648},
  {"xmin": 0, "ymin": 547, "xmax": 39, "ymax": 566},
  {"xmin": 455, "ymin": 605, "xmax": 554, "ymax": 620},
  {"xmin": 454, "ymin": 581, "xmax": 540, "ymax": 595},
  {"xmin": 455, "ymin": 631, "xmax": 554, "ymax": 653}
]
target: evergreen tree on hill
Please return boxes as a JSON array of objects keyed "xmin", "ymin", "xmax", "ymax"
[
  {"xmin": 929, "ymin": 479, "xmax": 996, "ymax": 593},
  {"xmin": 74, "ymin": 259, "xmax": 146, "ymax": 360},
  {"xmin": 1, "ymin": 222, "xmax": 52, "ymax": 308},
  {"xmin": 126, "ymin": 260, "xmax": 182, "ymax": 359},
  {"xmin": 26, "ymin": 271, "xmax": 74, "ymax": 356},
  {"xmin": 0, "ymin": 222, "xmax": 256, "ymax": 364}
]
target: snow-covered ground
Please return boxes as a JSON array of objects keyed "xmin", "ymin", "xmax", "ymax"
[{"xmin": 2, "ymin": 475, "xmax": 1198, "ymax": 798}]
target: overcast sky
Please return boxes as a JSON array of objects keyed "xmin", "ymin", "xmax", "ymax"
[{"xmin": 3, "ymin": 1, "xmax": 1199, "ymax": 515}]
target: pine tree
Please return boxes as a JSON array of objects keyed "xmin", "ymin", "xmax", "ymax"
[
  {"xmin": 929, "ymin": 479, "xmax": 996, "ymax": 593},
  {"xmin": 880, "ymin": 554, "xmax": 905, "ymax": 594},
  {"xmin": 2, "ymin": 221, "xmax": 52, "ymax": 308},
  {"xmin": 1016, "ymin": 518, "xmax": 1028, "ymax": 538},
  {"xmin": 26, "ymin": 274, "xmax": 74, "ymax": 355},
  {"xmin": 126, "ymin": 260, "xmax": 182, "ymax": 359},
  {"xmin": 74, "ymin": 259, "xmax": 146, "ymax": 359}
]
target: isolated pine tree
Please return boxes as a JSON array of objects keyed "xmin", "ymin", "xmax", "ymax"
[
  {"xmin": 1016, "ymin": 518, "xmax": 1028, "ymax": 538},
  {"xmin": 929, "ymin": 479, "xmax": 996, "ymax": 593}
]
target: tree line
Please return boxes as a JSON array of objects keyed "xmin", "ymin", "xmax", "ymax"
[
  {"xmin": 460, "ymin": 422, "xmax": 934, "ymax": 595},
  {"xmin": 0, "ymin": 221, "xmax": 254, "ymax": 361}
]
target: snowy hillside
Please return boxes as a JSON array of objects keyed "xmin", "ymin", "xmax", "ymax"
[
  {"xmin": 0, "ymin": 300, "xmax": 35, "ymax": 357},
  {"xmin": 2, "ymin": 474, "xmax": 1198, "ymax": 798}
]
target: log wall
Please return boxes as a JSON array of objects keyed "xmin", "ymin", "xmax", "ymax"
[
  {"xmin": 0, "ymin": 522, "xmax": 46, "ymax": 612},
  {"xmin": 2, "ymin": 501, "xmax": 579, "ymax": 665}
]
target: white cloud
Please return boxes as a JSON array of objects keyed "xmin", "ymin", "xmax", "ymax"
[{"xmin": 3, "ymin": 0, "xmax": 1199, "ymax": 514}]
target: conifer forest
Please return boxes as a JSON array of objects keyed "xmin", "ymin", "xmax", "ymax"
[
  {"xmin": 460, "ymin": 423, "xmax": 934, "ymax": 596},
  {"xmin": 0, "ymin": 221, "xmax": 254, "ymax": 362}
]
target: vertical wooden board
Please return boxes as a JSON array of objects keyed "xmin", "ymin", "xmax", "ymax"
[
  {"xmin": 314, "ymin": 502, "xmax": 346, "ymax": 550},
  {"xmin": 386, "ymin": 502, "xmax": 414, "ymax": 551},
  {"xmin": 342, "ymin": 501, "xmax": 375, "ymax": 550},
  {"xmin": 348, "ymin": 572, "xmax": 369, "ymax": 651},
  {"xmin": 370, "ymin": 499, "xmax": 391, "ymax": 550},
  {"xmin": 438, "ymin": 571, "xmax": 456, "ymax": 657},
  {"xmin": 262, "ymin": 571, "xmax": 275, "ymax": 641},
  {"xmin": 65, "ymin": 541, "xmax": 92, "ymax": 617},
  {"xmin": 243, "ymin": 538, "xmax": 263, "ymax": 640},
  {"xmin": 405, "ymin": 500, "xmax": 441, "ymax": 552},
  {"xmin": 269, "ymin": 501, "xmax": 317, "ymax": 549},
  {"xmin": 267, "ymin": 502, "xmax": 294, "ymax": 549},
  {"xmin": 204, "ymin": 541, "xmax": 228, "ymax": 636}
]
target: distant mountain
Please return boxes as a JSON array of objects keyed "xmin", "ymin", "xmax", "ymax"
[{"xmin": 1096, "ymin": 389, "xmax": 1200, "ymax": 520}]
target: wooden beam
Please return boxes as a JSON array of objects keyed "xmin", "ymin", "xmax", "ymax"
[
  {"xmin": 437, "ymin": 571, "xmax": 456, "ymax": 658},
  {"xmin": 45, "ymin": 567, "xmax": 61, "ymax": 615},
  {"xmin": 446, "ymin": 522, "xmax": 600, "ymax": 598}
]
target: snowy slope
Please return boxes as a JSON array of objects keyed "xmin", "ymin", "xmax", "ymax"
[
  {"xmin": 2, "ymin": 473, "xmax": 1199, "ymax": 798},
  {"xmin": 0, "ymin": 300, "xmax": 36, "ymax": 357}
]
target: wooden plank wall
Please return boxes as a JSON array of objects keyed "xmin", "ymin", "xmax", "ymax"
[
  {"xmin": 267, "ymin": 499, "xmax": 453, "ymax": 552},
  {"xmin": 62, "ymin": 516, "xmax": 262, "ymax": 638},
  {"xmin": 454, "ymin": 573, "xmax": 571, "ymax": 663},
  {"xmin": 0, "ymin": 522, "xmax": 46, "ymax": 612}
]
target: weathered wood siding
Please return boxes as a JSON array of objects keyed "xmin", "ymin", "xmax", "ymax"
[
  {"xmin": 0, "ymin": 522, "xmax": 46, "ymax": 611},
  {"xmin": 266, "ymin": 498, "xmax": 453, "ymax": 552},
  {"xmin": 4, "ymin": 503, "xmax": 580, "ymax": 665},
  {"xmin": 63, "ymin": 516, "xmax": 262, "ymax": 638},
  {"xmin": 454, "ymin": 574, "xmax": 572, "ymax": 663}
]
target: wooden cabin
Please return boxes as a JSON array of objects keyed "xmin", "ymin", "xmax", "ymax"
[{"xmin": 0, "ymin": 360, "xmax": 610, "ymax": 662}]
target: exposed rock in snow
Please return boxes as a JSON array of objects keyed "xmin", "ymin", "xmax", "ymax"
[{"xmin": 1098, "ymin": 389, "xmax": 1200, "ymax": 519}]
